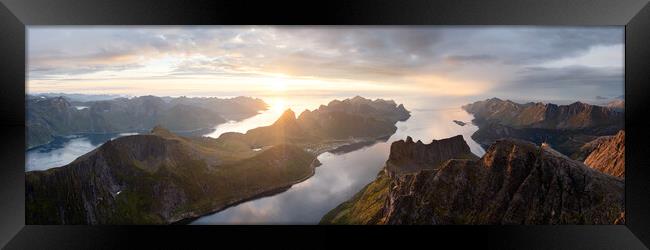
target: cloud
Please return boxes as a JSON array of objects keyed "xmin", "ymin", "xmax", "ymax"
[
  {"xmin": 512, "ymin": 66, "xmax": 622, "ymax": 87},
  {"xmin": 492, "ymin": 65, "xmax": 624, "ymax": 101},
  {"xmin": 27, "ymin": 26, "xmax": 624, "ymax": 100},
  {"xmin": 444, "ymin": 54, "xmax": 498, "ymax": 64}
]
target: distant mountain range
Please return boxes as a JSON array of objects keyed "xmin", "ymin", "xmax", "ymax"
[
  {"xmin": 26, "ymin": 95, "xmax": 268, "ymax": 149},
  {"xmin": 321, "ymin": 135, "xmax": 624, "ymax": 225},
  {"xmin": 462, "ymin": 98, "xmax": 623, "ymax": 157},
  {"xmin": 29, "ymin": 93, "xmax": 131, "ymax": 102},
  {"xmin": 25, "ymin": 96, "xmax": 410, "ymax": 224}
]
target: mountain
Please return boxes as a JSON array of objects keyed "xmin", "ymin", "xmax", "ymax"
[
  {"xmin": 321, "ymin": 136, "xmax": 624, "ymax": 225},
  {"xmin": 583, "ymin": 130, "xmax": 625, "ymax": 178},
  {"xmin": 30, "ymin": 93, "xmax": 130, "ymax": 102},
  {"xmin": 218, "ymin": 96, "xmax": 411, "ymax": 153},
  {"xmin": 26, "ymin": 95, "xmax": 268, "ymax": 149},
  {"xmin": 606, "ymin": 99, "xmax": 624, "ymax": 112},
  {"xmin": 26, "ymin": 96, "xmax": 410, "ymax": 224},
  {"xmin": 572, "ymin": 134, "xmax": 614, "ymax": 161},
  {"xmin": 462, "ymin": 98, "xmax": 623, "ymax": 157},
  {"xmin": 386, "ymin": 135, "xmax": 478, "ymax": 174},
  {"xmin": 26, "ymin": 126, "xmax": 319, "ymax": 224},
  {"xmin": 320, "ymin": 135, "xmax": 478, "ymax": 224}
]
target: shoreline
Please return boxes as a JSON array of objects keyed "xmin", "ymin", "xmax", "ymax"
[
  {"xmin": 175, "ymin": 135, "xmax": 390, "ymax": 225},
  {"xmin": 25, "ymin": 111, "xmax": 265, "ymax": 150},
  {"xmin": 174, "ymin": 157, "xmax": 322, "ymax": 225}
]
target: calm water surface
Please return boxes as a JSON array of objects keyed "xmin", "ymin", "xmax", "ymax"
[
  {"xmin": 191, "ymin": 96, "xmax": 485, "ymax": 224},
  {"xmin": 25, "ymin": 95, "xmax": 485, "ymax": 224}
]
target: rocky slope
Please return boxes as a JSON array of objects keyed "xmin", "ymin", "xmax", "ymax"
[
  {"xmin": 583, "ymin": 130, "xmax": 625, "ymax": 178},
  {"xmin": 462, "ymin": 98, "xmax": 623, "ymax": 157},
  {"xmin": 26, "ymin": 126, "xmax": 318, "ymax": 224},
  {"xmin": 26, "ymin": 96, "xmax": 410, "ymax": 224},
  {"xmin": 320, "ymin": 135, "xmax": 477, "ymax": 224},
  {"xmin": 386, "ymin": 135, "xmax": 478, "ymax": 174},
  {"xmin": 26, "ymin": 95, "xmax": 268, "ymax": 149},
  {"xmin": 321, "ymin": 136, "xmax": 624, "ymax": 225}
]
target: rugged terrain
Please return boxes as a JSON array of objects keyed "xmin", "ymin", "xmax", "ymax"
[
  {"xmin": 217, "ymin": 96, "xmax": 410, "ymax": 153},
  {"xmin": 26, "ymin": 126, "xmax": 317, "ymax": 224},
  {"xmin": 462, "ymin": 98, "xmax": 623, "ymax": 157},
  {"xmin": 583, "ymin": 130, "xmax": 625, "ymax": 178},
  {"xmin": 26, "ymin": 96, "xmax": 410, "ymax": 224},
  {"xmin": 321, "ymin": 135, "xmax": 624, "ymax": 225}
]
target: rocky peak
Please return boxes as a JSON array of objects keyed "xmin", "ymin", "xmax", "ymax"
[
  {"xmin": 377, "ymin": 138, "xmax": 624, "ymax": 225},
  {"xmin": 273, "ymin": 109, "xmax": 297, "ymax": 126},
  {"xmin": 387, "ymin": 135, "xmax": 475, "ymax": 174}
]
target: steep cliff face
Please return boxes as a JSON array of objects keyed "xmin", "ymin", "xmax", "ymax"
[
  {"xmin": 462, "ymin": 98, "xmax": 623, "ymax": 157},
  {"xmin": 584, "ymin": 130, "xmax": 625, "ymax": 178},
  {"xmin": 321, "ymin": 135, "xmax": 478, "ymax": 224},
  {"xmin": 26, "ymin": 127, "xmax": 318, "ymax": 225},
  {"xmin": 386, "ymin": 135, "xmax": 477, "ymax": 174},
  {"xmin": 322, "ymin": 136, "xmax": 624, "ymax": 225}
]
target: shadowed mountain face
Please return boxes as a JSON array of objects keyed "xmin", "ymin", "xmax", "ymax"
[
  {"xmin": 26, "ymin": 95, "xmax": 268, "ymax": 149},
  {"xmin": 321, "ymin": 136, "xmax": 623, "ymax": 225},
  {"xmin": 584, "ymin": 130, "xmax": 625, "ymax": 178},
  {"xmin": 386, "ymin": 135, "xmax": 477, "ymax": 174},
  {"xmin": 26, "ymin": 127, "xmax": 318, "ymax": 225},
  {"xmin": 217, "ymin": 96, "xmax": 411, "ymax": 153},
  {"xmin": 462, "ymin": 98, "xmax": 623, "ymax": 157},
  {"xmin": 26, "ymin": 96, "xmax": 410, "ymax": 225}
]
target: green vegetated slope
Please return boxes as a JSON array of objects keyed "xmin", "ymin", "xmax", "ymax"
[{"xmin": 26, "ymin": 96, "xmax": 410, "ymax": 224}]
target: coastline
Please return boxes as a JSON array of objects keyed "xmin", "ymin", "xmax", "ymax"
[
  {"xmin": 177, "ymin": 135, "xmax": 391, "ymax": 225},
  {"xmin": 175, "ymin": 157, "xmax": 322, "ymax": 225}
]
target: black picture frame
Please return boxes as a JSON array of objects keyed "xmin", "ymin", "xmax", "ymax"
[{"xmin": 1, "ymin": 0, "xmax": 649, "ymax": 249}]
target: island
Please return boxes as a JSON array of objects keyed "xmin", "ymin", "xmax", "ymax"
[
  {"xmin": 25, "ymin": 96, "xmax": 411, "ymax": 224},
  {"xmin": 26, "ymin": 95, "xmax": 268, "ymax": 149}
]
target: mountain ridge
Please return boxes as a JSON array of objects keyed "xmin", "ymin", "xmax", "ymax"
[
  {"xmin": 26, "ymin": 96, "xmax": 410, "ymax": 225},
  {"xmin": 321, "ymin": 135, "xmax": 624, "ymax": 225},
  {"xmin": 462, "ymin": 98, "xmax": 623, "ymax": 157},
  {"xmin": 26, "ymin": 95, "xmax": 268, "ymax": 149}
]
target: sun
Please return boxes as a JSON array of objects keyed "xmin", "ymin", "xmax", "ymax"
[{"xmin": 267, "ymin": 75, "xmax": 289, "ymax": 92}]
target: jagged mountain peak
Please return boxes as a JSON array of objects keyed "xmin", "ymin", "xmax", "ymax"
[{"xmin": 387, "ymin": 135, "xmax": 475, "ymax": 174}]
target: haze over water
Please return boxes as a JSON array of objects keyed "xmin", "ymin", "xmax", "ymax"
[
  {"xmin": 190, "ymin": 95, "xmax": 486, "ymax": 224},
  {"xmin": 25, "ymin": 94, "xmax": 485, "ymax": 223}
]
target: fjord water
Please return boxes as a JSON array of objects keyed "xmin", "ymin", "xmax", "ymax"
[
  {"xmin": 25, "ymin": 95, "xmax": 485, "ymax": 224},
  {"xmin": 190, "ymin": 96, "xmax": 486, "ymax": 224},
  {"xmin": 26, "ymin": 132, "xmax": 138, "ymax": 171}
]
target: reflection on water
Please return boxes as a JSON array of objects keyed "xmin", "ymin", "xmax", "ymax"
[
  {"xmin": 203, "ymin": 97, "xmax": 333, "ymax": 138},
  {"xmin": 191, "ymin": 96, "xmax": 485, "ymax": 224},
  {"xmin": 25, "ymin": 95, "xmax": 487, "ymax": 224}
]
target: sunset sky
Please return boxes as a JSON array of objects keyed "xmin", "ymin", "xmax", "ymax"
[{"xmin": 27, "ymin": 26, "xmax": 624, "ymax": 102}]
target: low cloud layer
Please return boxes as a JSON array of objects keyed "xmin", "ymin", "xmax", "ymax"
[{"xmin": 28, "ymin": 26, "xmax": 624, "ymax": 101}]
